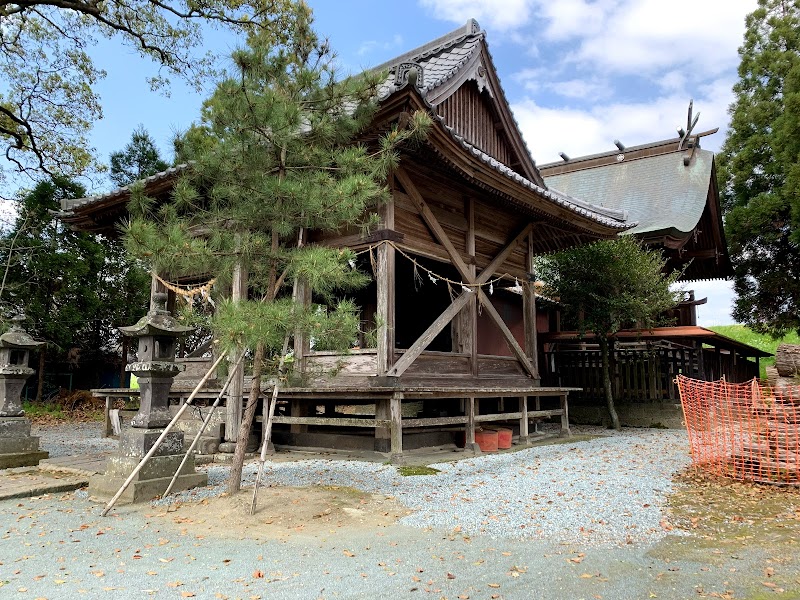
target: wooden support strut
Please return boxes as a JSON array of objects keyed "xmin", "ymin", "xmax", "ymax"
[
  {"xmin": 387, "ymin": 291, "xmax": 473, "ymax": 377},
  {"xmin": 393, "ymin": 167, "xmax": 538, "ymax": 379},
  {"xmin": 477, "ymin": 288, "xmax": 536, "ymax": 377}
]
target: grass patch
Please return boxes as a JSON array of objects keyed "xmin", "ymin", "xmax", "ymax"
[
  {"xmin": 397, "ymin": 465, "xmax": 440, "ymax": 476},
  {"xmin": 709, "ymin": 325, "xmax": 800, "ymax": 379},
  {"xmin": 22, "ymin": 400, "xmax": 65, "ymax": 420}
]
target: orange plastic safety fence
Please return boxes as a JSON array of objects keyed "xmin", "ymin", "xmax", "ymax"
[{"xmin": 676, "ymin": 375, "xmax": 800, "ymax": 485}]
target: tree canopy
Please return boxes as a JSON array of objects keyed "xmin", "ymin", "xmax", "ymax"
[
  {"xmin": 717, "ymin": 0, "xmax": 800, "ymax": 337},
  {"xmin": 1, "ymin": 177, "xmax": 149, "ymax": 400},
  {"xmin": 109, "ymin": 126, "xmax": 170, "ymax": 188},
  {"xmin": 0, "ymin": 0, "xmax": 297, "ymax": 188},
  {"xmin": 123, "ymin": 3, "xmax": 430, "ymax": 489},
  {"xmin": 539, "ymin": 236, "xmax": 681, "ymax": 429}
]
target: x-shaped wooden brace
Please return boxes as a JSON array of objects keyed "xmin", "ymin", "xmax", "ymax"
[{"xmin": 388, "ymin": 167, "xmax": 536, "ymax": 378}]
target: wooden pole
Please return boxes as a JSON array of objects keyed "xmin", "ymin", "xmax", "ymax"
[
  {"xmin": 100, "ymin": 352, "xmax": 226, "ymax": 517},
  {"xmin": 162, "ymin": 354, "xmax": 244, "ymax": 497},
  {"xmin": 250, "ymin": 335, "xmax": 291, "ymax": 515}
]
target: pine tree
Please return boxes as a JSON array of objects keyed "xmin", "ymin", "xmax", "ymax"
[
  {"xmin": 718, "ymin": 0, "xmax": 800, "ymax": 336},
  {"xmin": 123, "ymin": 3, "xmax": 430, "ymax": 492},
  {"xmin": 109, "ymin": 126, "xmax": 170, "ymax": 187},
  {"xmin": 539, "ymin": 237, "xmax": 681, "ymax": 430}
]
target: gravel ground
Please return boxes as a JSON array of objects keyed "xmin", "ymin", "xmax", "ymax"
[
  {"xmin": 34, "ymin": 422, "xmax": 118, "ymax": 458},
  {"xmin": 37, "ymin": 421, "xmax": 690, "ymax": 547},
  {"xmin": 6, "ymin": 422, "xmax": 792, "ymax": 599},
  {"xmin": 147, "ymin": 424, "xmax": 692, "ymax": 548}
]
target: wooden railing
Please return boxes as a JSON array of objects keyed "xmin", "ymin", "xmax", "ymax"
[{"xmin": 542, "ymin": 346, "xmax": 758, "ymax": 401}]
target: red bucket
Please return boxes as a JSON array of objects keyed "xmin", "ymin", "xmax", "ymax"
[
  {"xmin": 475, "ymin": 429, "xmax": 498, "ymax": 452},
  {"xmin": 494, "ymin": 428, "xmax": 512, "ymax": 449}
]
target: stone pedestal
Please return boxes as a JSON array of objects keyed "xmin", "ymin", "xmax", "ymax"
[
  {"xmin": 0, "ymin": 416, "xmax": 48, "ymax": 469},
  {"xmin": 128, "ymin": 362, "xmax": 183, "ymax": 428},
  {"xmin": 88, "ymin": 427, "xmax": 207, "ymax": 504}
]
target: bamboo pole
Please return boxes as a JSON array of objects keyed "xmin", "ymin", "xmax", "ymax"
[
  {"xmin": 163, "ymin": 354, "xmax": 244, "ymax": 497},
  {"xmin": 250, "ymin": 335, "xmax": 290, "ymax": 515},
  {"xmin": 100, "ymin": 352, "xmax": 226, "ymax": 517}
]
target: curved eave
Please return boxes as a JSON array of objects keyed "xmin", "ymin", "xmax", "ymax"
[
  {"xmin": 386, "ymin": 90, "xmax": 631, "ymax": 239},
  {"xmin": 58, "ymin": 165, "xmax": 189, "ymax": 232}
]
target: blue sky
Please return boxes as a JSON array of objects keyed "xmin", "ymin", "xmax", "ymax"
[{"xmin": 85, "ymin": 0, "xmax": 758, "ymax": 326}]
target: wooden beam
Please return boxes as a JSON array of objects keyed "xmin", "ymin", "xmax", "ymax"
[
  {"xmin": 477, "ymin": 289, "xmax": 536, "ymax": 378},
  {"xmin": 376, "ymin": 241, "xmax": 395, "ymax": 374},
  {"xmin": 523, "ymin": 231, "xmax": 540, "ymax": 379},
  {"xmin": 271, "ymin": 416, "xmax": 389, "ymax": 428},
  {"xmin": 387, "ymin": 291, "xmax": 473, "ymax": 377},
  {"xmin": 402, "ymin": 415, "xmax": 469, "ymax": 427},
  {"xmin": 394, "ymin": 167, "xmax": 473, "ymax": 283},
  {"xmin": 390, "ymin": 392, "xmax": 403, "ymax": 457},
  {"xmin": 475, "ymin": 222, "xmax": 534, "ymax": 286}
]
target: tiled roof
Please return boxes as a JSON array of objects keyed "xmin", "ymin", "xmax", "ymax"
[
  {"xmin": 58, "ymin": 164, "xmax": 189, "ymax": 214},
  {"xmin": 543, "ymin": 147, "xmax": 712, "ymax": 238},
  {"xmin": 374, "ymin": 20, "xmax": 483, "ymax": 97},
  {"xmin": 442, "ymin": 123, "xmax": 631, "ymax": 229}
]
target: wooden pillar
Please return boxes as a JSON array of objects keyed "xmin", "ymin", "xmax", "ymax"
[
  {"xmin": 523, "ymin": 231, "xmax": 540, "ymax": 381},
  {"xmin": 293, "ymin": 278, "xmax": 311, "ymax": 371},
  {"xmin": 290, "ymin": 399, "xmax": 309, "ymax": 434},
  {"xmin": 377, "ymin": 192, "xmax": 396, "ymax": 375},
  {"xmin": 465, "ymin": 396, "xmax": 480, "ymax": 453},
  {"xmin": 390, "ymin": 392, "xmax": 403, "ymax": 460},
  {"xmin": 225, "ymin": 261, "xmax": 247, "ymax": 444},
  {"xmin": 375, "ymin": 397, "xmax": 391, "ymax": 452},
  {"xmin": 518, "ymin": 396, "xmax": 529, "ymax": 445},
  {"xmin": 453, "ymin": 197, "xmax": 478, "ymax": 375},
  {"xmin": 376, "ymin": 240, "xmax": 395, "ymax": 374},
  {"xmin": 150, "ymin": 272, "xmax": 167, "ymax": 309},
  {"xmin": 559, "ymin": 393, "xmax": 571, "ymax": 437}
]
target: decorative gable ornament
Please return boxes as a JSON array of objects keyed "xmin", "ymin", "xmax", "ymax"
[{"xmin": 394, "ymin": 62, "xmax": 424, "ymax": 90}]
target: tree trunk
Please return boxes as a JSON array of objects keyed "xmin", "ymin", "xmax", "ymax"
[
  {"xmin": 35, "ymin": 348, "xmax": 46, "ymax": 403},
  {"xmin": 227, "ymin": 342, "xmax": 265, "ymax": 494},
  {"xmin": 599, "ymin": 336, "xmax": 621, "ymax": 430}
]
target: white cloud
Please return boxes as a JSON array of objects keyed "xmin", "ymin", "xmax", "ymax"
[
  {"xmin": 515, "ymin": 95, "xmax": 698, "ymax": 164},
  {"xmin": 356, "ymin": 34, "xmax": 404, "ymax": 57},
  {"xmin": 566, "ymin": 0, "xmax": 756, "ymax": 79},
  {"xmin": 689, "ymin": 280, "xmax": 737, "ymax": 326},
  {"xmin": 418, "ymin": 0, "xmax": 536, "ymax": 32},
  {"xmin": 420, "ymin": 0, "xmax": 756, "ymax": 84}
]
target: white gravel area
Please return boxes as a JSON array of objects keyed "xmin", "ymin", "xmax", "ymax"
[
  {"xmin": 161, "ymin": 424, "xmax": 691, "ymax": 547},
  {"xmin": 34, "ymin": 421, "xmax": 118, "ymax": 457}
]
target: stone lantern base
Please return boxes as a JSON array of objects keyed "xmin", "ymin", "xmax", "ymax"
[
  {"xmin": 88, "ymin": 427, "xmax": 207, "ymax": 504},
  {"xmin": 0, "ymin": 416, "xmax": 49, "ymax": 469}
]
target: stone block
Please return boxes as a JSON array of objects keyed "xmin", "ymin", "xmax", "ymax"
[
  {"xmin": 88, "ymin": 472, "xmax": 208, "ymax": 504},
  {"xmin": 118, "ymin": 427, "xmax": 185, "ymax": 458},
  {"xmin": 0, "ymin": 436, "xmax": 40, "ymax": 454},
  {"xmin": 0, "ymin": 416, "xmax": 31, "ymax": 437},
  {"xmin": 0, "ymin": 450, "xmax": 49, "ymax": 469},
  {"xmin": 103, "ymin": 454, "xmax": 197, "ymax": 481}
]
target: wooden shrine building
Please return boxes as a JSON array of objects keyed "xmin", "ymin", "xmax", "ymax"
[
  {"xmin": 533, "ymin": 121, "xmax": 768, "ymax": 426},
  {"xmin": 59, "ymin": 20, "xmax": 631, "ymax": 456}
]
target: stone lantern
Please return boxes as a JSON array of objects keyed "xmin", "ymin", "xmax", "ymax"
[
  {"xmin": 89, "ymin": 293, "xmax": 207, "ymax": 503},
  {"xmin": 119, "ymin": 293, "xmax": 193, "ymax": 429},
  {"xmin": 0, "ymin": 315, "xmax": 48, "ymax": 468}
]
